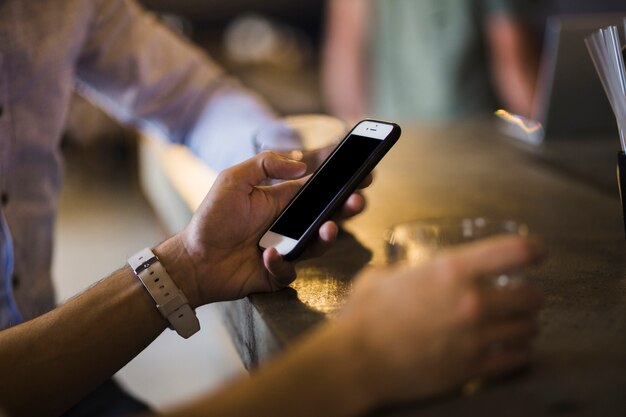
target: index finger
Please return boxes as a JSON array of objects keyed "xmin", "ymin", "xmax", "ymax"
[
  {"xmin": 356, "ymin": 172, "xmax": 374, "ymax": 190},
  {"xmin": 445, "ymin": 236, "xmax": 546, "ymax": 285}
]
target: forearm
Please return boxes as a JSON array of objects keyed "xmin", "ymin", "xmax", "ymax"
[
  {"xmin": 322, "ymin": 0, "xmax": 369, "ymax": 120},
  {"xmin": 486, "ymin": 14, "xmax": 538, "ymax": 117},
  {"xmin": 166, "ymin": 321, "xmax": 374, "ymax": 417},
  {"xmin": 0, "ymin": 265, "xmax": 167, "ymax": 416}
]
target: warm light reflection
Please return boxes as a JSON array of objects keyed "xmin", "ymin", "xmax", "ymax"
[
  {"xmin": 494, "ymin": 109, "xmax": 544, "ymax": 144},
  {"xmin": 291, "ymin": 273, "xmax": 351, "ymax": 315},
  {"xmin": 494, "ymin": 109, "xmax": 543, "ymax": 133}
]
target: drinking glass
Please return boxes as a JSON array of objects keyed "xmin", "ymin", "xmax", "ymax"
[{"xmin": 385, "ymin": 217, "xmax": 529, "ymax": 288}]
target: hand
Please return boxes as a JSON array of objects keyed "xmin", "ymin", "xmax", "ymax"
[
  {"xmin": 338, "ymin": 236, "xmax": 545, "ymax": 406},
  {"xmin": 157, "ymin": 151, "xmax": 368, "ymax": 307}
]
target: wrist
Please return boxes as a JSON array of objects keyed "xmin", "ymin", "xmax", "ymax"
[
  {"xmin": 153, "ymin": 235, "xmax": 202, "ymax": 309},
  {"xmin": 128, "ymin": 245, "xmax": 200, "ymax": 338},
  {"xmin": 334, "ymin": 314, "xmax": 388, "ymax": 410},
  {"xmin": 312, "ymin": 320, "xmax": 380, "ymax": 416}
]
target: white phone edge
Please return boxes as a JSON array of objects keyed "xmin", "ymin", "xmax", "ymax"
[{"xmin": 259, "ymin": 230, "xmax": 298, "ymax": 255}]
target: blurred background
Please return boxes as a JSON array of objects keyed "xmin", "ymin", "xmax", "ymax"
[{"xmin": 55, "ymin": 0, "xmax": 626, "ymax": 412}]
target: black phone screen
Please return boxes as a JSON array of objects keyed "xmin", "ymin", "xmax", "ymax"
[{"xmin": 270, "ymin": 134, "xmax": 382, "ymax": 240}]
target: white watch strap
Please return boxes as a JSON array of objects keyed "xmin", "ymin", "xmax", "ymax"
[{"xmin": 128, "ymin": 248, "xmax": 200, "ymax": 339}]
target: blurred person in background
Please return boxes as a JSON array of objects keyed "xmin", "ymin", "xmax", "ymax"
[
  {"xmin": 322, "ymin": 0, "xmax": 541, "ymax": 121},
  {"xmin": 0, "ymin": 151, "xmax": 545, "ymax": 417}
]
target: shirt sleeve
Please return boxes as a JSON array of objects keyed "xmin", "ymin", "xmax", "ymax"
[{"xmin": 75, "ymin": 0, "xmax": 276, "ymax": 170}]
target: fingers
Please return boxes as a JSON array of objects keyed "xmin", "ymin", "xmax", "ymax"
[
  {"xmin": 319, "ymin": 221, "xmax": 340, "ymax": 242},
  {"xmin": 261, "ymin": 222, "xmax": 338, "ymax": 288},
  {"xmin": 263, "ymin": 247, "xmax": 297, "ymax": 288},
  {"xmin": 463, "ymin": 319, "xmax": 536, "ymax": 383},
  {"xmin": 446, "ymin": 236, "xmax": 546, "ymax": 285},
  {"xmin": 262, "ymin": 157, "xmax": 371, "ymax": 223},
  {"xmin": 228, "ymin": 151, "xmax": 307, "ymax": 188},
  {"xmin": 356, "ymin": 173, "xmax": 374, "ymax": 190},
  {"xmin": 477, "ymin": 345, "xmax": 532, "ymax": 380},
  {"xmin": 333, "ymin": 174, "xmax": 371, "ymax": 221},
  {"xmin": 477, "ymin": 316, "xmax": 539, "ymax": 350},
  {"xmin": 334, "ymin": 192, "xmax": 367, "ymax": 221},
  {"xmin": 479, "ymin": 284, "xmax": 543, "ymax": 319},
  {"xmin": 467, "ymin": 303, "xmax": 540, "ymax": 381},
  {"xmin": 301, "ymin": 221, "xmax": 339, "ymax": 259}
]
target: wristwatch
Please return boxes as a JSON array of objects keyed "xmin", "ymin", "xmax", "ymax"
[{"xmin": 128, "ymin": 248, "xmax": 200, "ymax": 338}]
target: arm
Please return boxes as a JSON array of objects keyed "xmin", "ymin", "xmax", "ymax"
[
  {"xmin": 0, "ymin": 152, "xmax": 363, "ymax": 416},
  {"xmin": 0, "ymin": 266, "xmax": 167, "ymax": 416},
  {"xmin": 322, "ymin": 0, "xmax": 370, "ymax": 120},
  {"xmin": 485, "ymin": 13, "xmax": 539, "ymax": 117},
  {"xmin": 166, "ymin": 236, "xmax": 545, "ymax": 417},
  {"xmin": 76, "ymin": 0, "xmax": 276, "ymax": 170},
  {"xmin": 165, "ymin": 321, "xmax": 372, "ymax": 417}
]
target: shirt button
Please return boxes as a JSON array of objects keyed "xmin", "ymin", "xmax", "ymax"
[
  {"xmin": 1, "ymin": 192, "xmax": 8, "ymax": 206},
  {"xmin": 12, "ymin": 274, "xmax": 19, "ymax": 289}
]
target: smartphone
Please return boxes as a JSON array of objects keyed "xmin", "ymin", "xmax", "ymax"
[{"xmin": 259, "ymin": 119, "xmax": 401, "ymax": 260}]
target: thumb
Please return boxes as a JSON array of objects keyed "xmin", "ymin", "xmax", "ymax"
[
  {"xmin": 267, "ymin": 175, "xmax": 309, "ymax": 210},
  {"xmin": 231, "ymin": 151, "xmax": 307, "ymax": 187}
]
